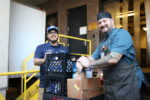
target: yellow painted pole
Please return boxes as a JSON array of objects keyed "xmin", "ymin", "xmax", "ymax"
[
  {"xmin": 89, "ymin": 41, "xmax": 92, "ymax": 55},
  {"xmin": 21, "ymin": 74, "xmax": 24, "ymax": 97},
  {"xmin": 0, "ymin": 93, "xmax": 5, "ymax": 100},
  {"xmin": 24, "ymin": 60, "xmax": 27, "ymax": 100},
  {"xmin": 21, "ymin": 53, "xmax": 34, "ymax": 99},
  {"xmin": 0, "ymin": 70, "xmax": 39, "ymax": 76},
  {"xmin": 24, "ymin": 73, "xmax": 27, "ymax": 100},
  {"xmin": 70, "ymin": 53, "xmax": 89, "ymax": 56},
  {"xmin": 26, "ymin": 73, "xmax": 38, "ymax": 83},
  {"xmin": 21, "ymin": 63, "xmax": 25, "ymax": 97},
  {"xmin": 23, "ymin": 53, "xmax": 34, "ymax": 63},
  {"xmin": 59, "ymin": 34, "xmax": 92, "ymax": 56},
  {"xmin": 59, "ymin": 34, "xmax": 91, "ymax": 41},
  {"xmin": 58, "ymin": 38, "xmax": 65, "ymax": 46}
]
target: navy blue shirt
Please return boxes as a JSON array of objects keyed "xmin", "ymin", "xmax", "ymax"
[
  {"xmin": 92, "ymin": 28, "xmax": 144, "ymax": 88},
  {"xmin": 34, "ymin": 42, "xmax": 69, "ymax": 88}
]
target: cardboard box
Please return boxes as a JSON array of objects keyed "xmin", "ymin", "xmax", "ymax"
[{"xmin": 67, "ymin": 77, "xmax": 104, "ymax": 100}]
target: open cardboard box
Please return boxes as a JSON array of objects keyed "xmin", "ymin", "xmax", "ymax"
[{"xmin": 67, "ymin": 77, "xmax": 104, "ymax": 100}]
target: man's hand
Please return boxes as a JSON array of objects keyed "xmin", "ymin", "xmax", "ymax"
[
  {"xmin": 44, "ymin": 52, "xmax": 52, "ymax": 61},
  {"xmin": 76, "ymin": 72, "xmax": 86, "ymax": 79},
  {"xmin": 34, "ymin": 52, "xmax": 52, "ymax": 66},
  {"xmin": 77, "ymin": 56, "xmax": 90, "ymax": 68},
  {"xmin": 34, "ymin": 58, "xmax": 45, "ymax": 66},
  {"xmin": 76, "ymin": 62, "xmax": 83, "ymax": 73}
]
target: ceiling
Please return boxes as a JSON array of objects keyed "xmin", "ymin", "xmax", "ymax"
[
  {"xmin": 14, "ymin": 0, "xmax": 145, "ymax": 6},
  {"xmin": 13, "ymin": 0, "xmax": 48, "ymax": 6}
]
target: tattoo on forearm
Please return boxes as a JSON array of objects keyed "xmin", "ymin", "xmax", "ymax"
[
  {"xmin": 110, "ymin": 52, "xmax": 122, "ymax": 61},
  {"xmin": 89, "ymin": 52, "xmax": 122, "ymax": 68}
]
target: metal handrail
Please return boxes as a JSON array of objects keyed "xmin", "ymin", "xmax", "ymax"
[
  {"xmin": 21, "ymin": 53, "xmax": 40, "ymax": 100},
  {"xmin": 0, "ymin": 70, "xmax": 39, "ymax": 100},
  {"xmin": 0, "ymin": 70, "xmax": 39, "ymax": 76},
  {"xmin": 70, "ymin": 53, "xmax": 89, "ymax": 56},
  {"xmin": 59, "ymin": 34, "xmax": 92, "ymax": 55},
  {"xmin": 26, "ymin": 73, "xmax": 38, "ymax": 83}
]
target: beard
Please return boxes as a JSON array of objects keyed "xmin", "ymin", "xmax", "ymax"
[
  {"xmin": 49, "ymin": 38, "xmax": 58, "ymax": 43},
  {"xmin": 99, "ymin": 25, "xmax": 113, "ymax": 39},
  {"xmin": 50, "ymin": 40, "xmax": 57, "ymax": 43},
  {"xmin": 100, "ymin": 25, "xmax": 113, "ymax": 34}
]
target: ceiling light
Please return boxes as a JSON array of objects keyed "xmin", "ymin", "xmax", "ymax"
[
  {"xmin": 143, "ymin": 27, "xmax": 147, "ymax": 31},
  {"xmin": 119, "ymin": 11, "xmax": 134, "ymax": 18}
]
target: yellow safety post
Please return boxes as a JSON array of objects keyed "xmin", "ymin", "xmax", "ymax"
[
  {"xmin": 0, "ymin": 93, "xmax": 5, "ymax": 100},
  {"xmin": 0, "ymin": 70, "xmax": 39, "ymax": 76},
  {"xmin": 21, "ymin": 53, "xmax": 37, "ymax": 100},
  {"xmin": 58, "ymin": 38, "xmax": 65, "ymax": 46}
]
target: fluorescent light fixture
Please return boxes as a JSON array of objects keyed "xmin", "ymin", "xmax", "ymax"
[
  {"xmin": 119, "ymin": 11, "xmax": 134, "ymax": 18},
  {"xmin": 143, "ymin": 27, "xmax": 147, "ymax": 31},
  {"xmin": 116, "ymin": 25, "xmax": 122, "ymax": 28}
]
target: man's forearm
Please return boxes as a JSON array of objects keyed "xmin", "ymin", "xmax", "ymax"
[
  {"xmin": 87, "ymin": 56, "xmax": 95, "ymax": 62},
  {"xmin": 89, "ymin": 52, "xmax": 122, "ymax": 68},
  {"xmin": 34, "ymin": 58, "xmax": 45, "ymax": 66}
]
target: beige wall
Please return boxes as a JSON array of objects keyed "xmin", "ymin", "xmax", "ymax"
[{"xmin": 0, "ymin": 0, "xmax": 10, "ymax": 97}]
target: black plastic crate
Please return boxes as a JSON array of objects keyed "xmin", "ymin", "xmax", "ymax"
[
  {"xmin": 44, "ymin": 53, "xmax": 80, "ymax": 96},
  {"xmin": 45, "ymin": 76, "xmax": 69, "ymax": 96},
  {"xmin": 45, "ymin": 53, "xmax": 79, "ymax": 76}
]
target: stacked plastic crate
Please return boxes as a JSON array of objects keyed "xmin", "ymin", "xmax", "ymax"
[{"xmin": 44, "ymin": 53, "xmax": 78, "ymax": 96}]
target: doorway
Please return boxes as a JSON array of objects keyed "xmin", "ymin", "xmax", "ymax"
[{"xmin": 68, "ymin": 6, "xmax": 87, "ymax": 54}]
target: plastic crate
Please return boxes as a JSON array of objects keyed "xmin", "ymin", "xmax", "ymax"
[
  {"xmin": 45, "ymin": 53, "xmax": 79, "ymax": 77},
  {"xmin": 44, "ymin": 53, "xmax": 80, "ymax": 96},
  {"xmin": 45, "ymin": 76, "xmax": 69, "ymax": 96}
]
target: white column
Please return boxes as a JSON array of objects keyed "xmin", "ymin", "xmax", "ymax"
[{"xmin": 0, "ymin": 0, "xmax": 10, "ymax": 97}]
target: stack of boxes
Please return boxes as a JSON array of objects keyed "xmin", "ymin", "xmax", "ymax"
[{"xmin": 67, "ymin": 77, "xmax": 104, "ymax": 100}]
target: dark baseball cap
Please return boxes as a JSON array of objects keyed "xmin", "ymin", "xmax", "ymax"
[
  {"xmin": 47, "ymin": 26, "xmax": 58, "ymax": 32},
  {"xmin": 97, "ymin": 12, "xmax": 112, "ymax": 21}
]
